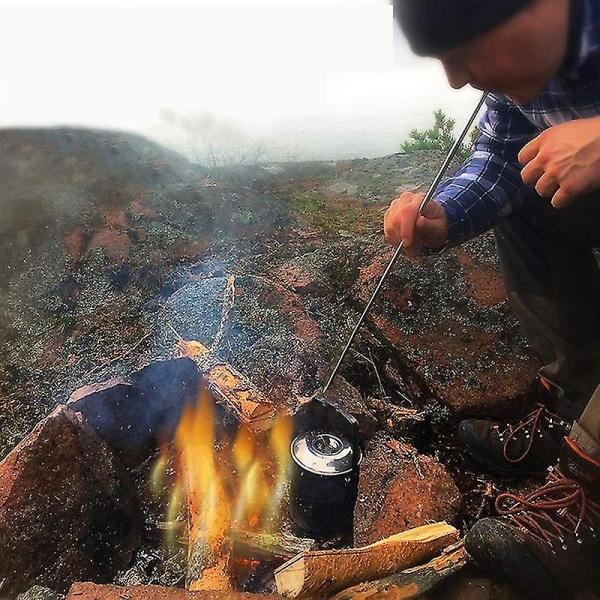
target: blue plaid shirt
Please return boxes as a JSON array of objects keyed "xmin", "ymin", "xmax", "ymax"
[{"xmin": 435, "ymin": 0, "xmax": 600, "ymax": 246}]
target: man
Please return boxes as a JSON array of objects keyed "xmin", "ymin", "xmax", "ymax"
[{"xmin": 387, "ymin": 0, "xmax": 600, "ymax": 597}]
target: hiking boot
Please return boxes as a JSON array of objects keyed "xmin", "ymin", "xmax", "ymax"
[
  {"xmin": 458, "ymin": 404, "xmax": 570, "ymax": 476},
  {"xmin": 465, "ymin": 438, "xmax": 600, "ymax": 600},
  {"xmin": 458, "ymin": 379, "xmax": 571, "ymax": 475}
]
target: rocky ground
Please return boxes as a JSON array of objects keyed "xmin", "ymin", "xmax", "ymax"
[{"xmin": 0, "ymin": 128, "xmax": 542, "ymax": 599}]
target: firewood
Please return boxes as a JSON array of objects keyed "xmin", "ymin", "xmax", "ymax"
[
  {"xmin": 185, "ymin": 479, "xmax": 232, "ymax": 591},
  {"xmin": 185, "ymin": 527, "xmax": 314, "ymax": 590},
  {"xmin": 168, "ymin": 324, "xmax": 277, "ymax": 433},
  {"xmin": 330, "ymin": 540, "xmax": 468, "ymax": 600},
  {"xmin": 231, "ymin": 529, "xmax": 315, "ymax": 561},
  {"xmin": 201, "ymin": 361, "xmax": 277, "ymax": 433},
  {"xmin": 186, "ymin": 534, "xmax": 232, "ymax": 591},
  {"xmin": 183, "ymin": 401, "xmax": 233, "ymax": 592},
  {"xmin": 274, "ymin": 521, "xmax": 458, "ymax": 599}
]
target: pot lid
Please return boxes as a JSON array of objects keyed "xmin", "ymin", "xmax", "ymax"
[{"xmin": 291, "ymin": 430, "xmax": 354, "ymax": 475}]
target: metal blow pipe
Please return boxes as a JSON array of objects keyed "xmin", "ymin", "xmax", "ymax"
[{"xmin": 322, "ymin": 91, "xmax": 489, "ymax": 394}]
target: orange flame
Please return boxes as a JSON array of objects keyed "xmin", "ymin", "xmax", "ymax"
[
  {"xmin": 152, "ymin": 384, "xmax": 292, "ymax": 567},
  {"xmin": 176, "ymin": 388, "xmax": 231, "ymax": 547}
]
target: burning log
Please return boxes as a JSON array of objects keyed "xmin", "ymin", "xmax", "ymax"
[
  {"xmin": 231, "ymin": 529, "xmax": 315, "ymax": 561},
  {"xmin": 330, "ymin": 540, "xmax": 469, "ymax": 600},
  {"xmin": 201, "ymin": 361, "xmax": 277, "ymax": 432},
  {"xmin": 173, "ymin": 385, "xmax": 234, "ymax": 591},
  {"xmin": 230, "ymin": 530, "xmax": 316, "ymax": 593},
  {"xmin": 186, "ymin": 533, "xmax": 232, "ymax": 591},
  {"xmin": 168, "ymin": 323, "xmax": 277, "ymax": 433},
  {"xmin": 185, "ymin": 511, "xmax": 313, "ymax": 591},
  {"xmin": 274, "ymin": 521, "xmax": 458, "ymax": 599},
  {"xmin": 162, "ymin": 378, "xmax": 293, "ymax": 592}
]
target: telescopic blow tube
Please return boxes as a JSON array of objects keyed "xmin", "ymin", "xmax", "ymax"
[{"xmin": 322, "ymin": 91, "xmax": 489, "ymax": 394}]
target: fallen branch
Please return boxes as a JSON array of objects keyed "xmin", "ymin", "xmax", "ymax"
[
  {"xmin": 274, "ymin": 522, "xmax": 458, "ymax": 599},
  {"xmin": 330, "ymin": 540, "xmax": 468, "ymax": 600}
]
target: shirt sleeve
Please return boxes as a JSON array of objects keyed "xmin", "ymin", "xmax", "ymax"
[{"xmin": 434, "ymin": 93, "xmax": 541, "ymax": 246}]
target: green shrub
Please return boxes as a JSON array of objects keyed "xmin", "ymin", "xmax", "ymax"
[{"xmin": 401, "ymin": 109, "xmax": 479, "ymax": 159}]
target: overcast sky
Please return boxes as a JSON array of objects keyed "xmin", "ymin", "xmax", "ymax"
[{"xmin": 0, "ymin": 0, "xmax": 481, "ymax": 161}]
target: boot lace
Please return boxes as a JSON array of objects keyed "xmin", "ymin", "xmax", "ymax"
[
  {"xmin": 500, "ymin": 404, "xmax": 567, "ymax": 464},
  {"xmin": 496, "ymin": 468, "xmax": 600, "ymax": 548}
]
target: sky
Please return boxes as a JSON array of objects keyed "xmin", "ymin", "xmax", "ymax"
[{"xmin": 0, "ymin": 0, "xmax": 482, "ymax": 162}]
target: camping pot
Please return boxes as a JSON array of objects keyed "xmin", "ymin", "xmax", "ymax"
[{"xmin": 288, "ymin": 398, "xmax": 361, "ymax": 544}]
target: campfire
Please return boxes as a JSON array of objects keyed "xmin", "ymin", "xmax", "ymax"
[
  {"xmin": 0, "ymin": 355, "xmax": 468, "ymax": 599},
  {"xmin": 145, "ymin": 364, "xmax": 464, "ymax": 598},
  {"xmin": 151, "ymin": 384, "xmax": 293, "ymax": 591}
]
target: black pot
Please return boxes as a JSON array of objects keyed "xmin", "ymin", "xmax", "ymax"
[{"xmin": 288, "ymin": 398, "xmax": 361, "ymax": 545}]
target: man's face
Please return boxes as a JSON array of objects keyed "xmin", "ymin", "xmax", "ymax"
[{"xmin": 434, "ymin": 0, "xmax": 568, "ymax": 105}]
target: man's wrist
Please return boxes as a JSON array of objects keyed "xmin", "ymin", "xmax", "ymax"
[{"xmin": 419, "ymin": 240, "xmax": 449, "ymax": 256}]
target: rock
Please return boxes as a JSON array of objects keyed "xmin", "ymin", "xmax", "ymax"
[
  {"xmin": 17, "ymin": 586, "xmax": 65, "ymax": 600},
  {"xmin": 68, "ymin": 359, "xmax": 202, "ymax": 466},
  {"xmin": 353, "ymin": 434, "xmax": 462, "ymax": 546},
  {"xmin": 68, "ymin": 376, "xmax": 135, "ymax": 444},
  {"xmin": 132, "ymin": 358, "xmax": 203, "ymax": 443},
  {"xmin": 0, "ymin": 406, "xmax": 143, "ymax": 596},
  {"xmin": 356, "ymin": 233, "xmax": 539, "ymax": 417},
  {"xmin": 66, "ymin": 582, "xmax": 283, "ymax": 599},
  {"xmin": 273, "ymin": 250, "xmax": 337, "ymax": 297}
]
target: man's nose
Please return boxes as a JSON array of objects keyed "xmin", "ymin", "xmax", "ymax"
[{"xmin": 442, "ymin": 59, "xmax": 470, "ymax": 89}]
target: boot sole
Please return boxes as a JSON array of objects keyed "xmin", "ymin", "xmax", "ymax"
[{"xmin": 466, "ymin": 520, "xmax": 571, "ymax": 600}]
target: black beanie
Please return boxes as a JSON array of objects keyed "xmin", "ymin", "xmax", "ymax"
[{"xmin": 395, "ymin": 0, "xmax": 533, "ymax": 56}]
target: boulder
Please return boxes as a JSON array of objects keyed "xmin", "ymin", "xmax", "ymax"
[
  {"xmin": 0, "ymin": 406, "xmax": 143, "ymax": 596},
  {"xmin": 68, "ymin": 359, "xmax": 202, "ymax": 466},
  {"xmin": 354, "ymin": 234, "xmax": 539, "ymax": 417},
  {"xmin": 353, "ymin": 433, "xmax": 462, "ymax": 546}
]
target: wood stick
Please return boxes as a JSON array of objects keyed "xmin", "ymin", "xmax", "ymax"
[
  {"xmin": 202, "ymin": 362, "xmax": 276, "ymax": 433},
  {"xmin": 167, "ymin": 323, "xmax": 277, "ymax": 433},
  {"xmin": 330, "ymin": 540, "xmax": 468, "ymax": 600},
  {"xmin": 274, "ymin": 521, "xmax": 458, "ymax": 599},
  {"xmin": 182, "ymin": 391, "xmax": 233, "ymax": 592},
  {"xmin": 231, "ymin": 529, "xmax": 315, "ymax": 561},
  {"xmin": 186, "ymin": 534, "xmax": 232, "ymax": 591},
  {"xmin": 185, "ymin": 481, "xmax": 232, "ymax": 591}
]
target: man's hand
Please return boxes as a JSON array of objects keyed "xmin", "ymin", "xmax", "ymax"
[
  {"xmin": 383, "ymin": 191, "xmax": 449, "ymax": 257},
  {"xmin": 519, "ymin": 116, "xmax": 600, "ymax": 208}
]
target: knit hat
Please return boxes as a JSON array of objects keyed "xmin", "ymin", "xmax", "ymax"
[{"xmin": 394, "ymin": 0, "xmax": 533, "ymax": 56}]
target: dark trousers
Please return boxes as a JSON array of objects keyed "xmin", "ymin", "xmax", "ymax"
[{"xmin": 494, "ymin": 192, "xmax": 600, "ymax": 457}]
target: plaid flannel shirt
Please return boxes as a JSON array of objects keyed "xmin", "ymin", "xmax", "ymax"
[{"xmin": 434, "ymin": 0, "xmax": 600, "ymax": 246}]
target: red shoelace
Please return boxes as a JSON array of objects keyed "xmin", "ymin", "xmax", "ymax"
[
  {"xmin": 496, "ymin": 468, "xmax": 600, "ymax": 547},
  {"xmin": 500, "ymin": 404, "xmax": 567, "ymax": 464}
]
